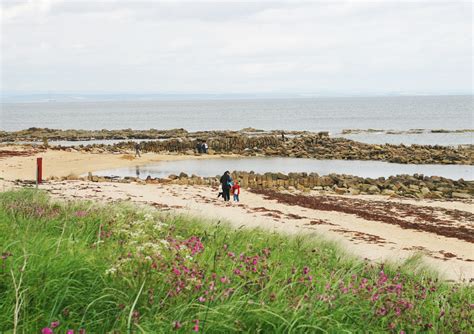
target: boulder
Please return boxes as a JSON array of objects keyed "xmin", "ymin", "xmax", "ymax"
[{"xmin": 452, "ymin": 192, "xmax": 470, "ymax": 199}]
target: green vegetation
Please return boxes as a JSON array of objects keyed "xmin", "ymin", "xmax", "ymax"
[{"xmin": 0, "ymin": 190, "xmax": 472, "ymax": 333}]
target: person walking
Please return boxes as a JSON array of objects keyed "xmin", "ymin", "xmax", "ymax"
[
  {"xmin": 219, "ymin": 171, "xmax": 232, "ymax": 201},
  {"xmin": 231, "ymin": 180, "xmax": 241, "ymax": 202},
  {"xmin": 135, "ymin": 142, "xmax": 141, "ymax": 157}
]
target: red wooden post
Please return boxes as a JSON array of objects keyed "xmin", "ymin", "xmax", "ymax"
[{"xmin": 37, "ymin": 157, "xmax": 43, "ymax": 184}]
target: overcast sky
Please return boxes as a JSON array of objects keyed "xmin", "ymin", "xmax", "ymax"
[{"xmin": 1, "ymin": 0, "xmax": 472, "ymax": 95}]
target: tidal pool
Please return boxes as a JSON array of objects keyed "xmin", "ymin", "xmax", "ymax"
[{"xmin": 93, "ymin": 157, "xmax": 474, "ymax": 180}]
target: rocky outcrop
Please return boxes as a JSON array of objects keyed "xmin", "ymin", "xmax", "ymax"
[
  {"xmin": 108, "ymin": 134, "xmax": 472, "ymax": 165},
  {"xmin": 4, "ymin": 128, "xmax": 472, "ymax": 165},
  {"xmin": 70, "ymin": 171, "xmax": 473, "ymax": 200}
]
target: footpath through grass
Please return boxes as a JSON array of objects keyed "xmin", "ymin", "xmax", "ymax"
[{"xmin": 0, "ymin": 190, "xmax": 472, "ymax": 333}]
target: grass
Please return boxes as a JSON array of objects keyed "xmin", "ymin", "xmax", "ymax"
[{"xmin": 0, "ymin": 189, "xmax": 472, "ymax": 333}]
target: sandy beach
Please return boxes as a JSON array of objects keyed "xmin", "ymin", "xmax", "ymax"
[
  {"xmin": 0, "ymin": 145, "xmax": 237, "ymax": 181},
  {"xmin": 1, "ymin": 146, "xmax": 473, "ymax": 282}
]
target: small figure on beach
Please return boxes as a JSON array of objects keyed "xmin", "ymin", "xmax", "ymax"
[
  {"xmin": 281, "ymin": 131, "xmax": 285, "ymax": 141},
  {"xmin": 231, "ymin": 180, "xmax": 241, "ymax": 202},
  {"xmin": 196, "ymin": 140, "xmax": 203, "ymax": 154},
  {"xmin": 202, "ymin": 141, "xmax": 208, "ymax": 154},
  {"xmin": 219, "ymin": 171, "xmax": 232, "ymax": 201},
  {"xmin": 135, "ymin": 142, "xmax": 141, "ymax": 157}
]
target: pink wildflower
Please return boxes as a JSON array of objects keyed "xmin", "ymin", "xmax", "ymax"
[
  {"xmin": 303, "ymin": 266, "xmax": 309, "ymax": 275},
  {"xmin": 50, "ymin": 321, "xmax": 60, "ymax": 328},
  {"xmin": 67, "ymin": 330, "xmax": 74, "ymax": 334},
  {"xmin": 42, "ymin": 329, "xmax": 53, "ymax": 334},
  {"xmin": 198, "ymin": 296, "xmax": 206, "ymax": 303},
  {"xmin": 233, "ymin": 268, "xmax": 241, "ymax": 275},
  {"xmin": 173, "ymin": 321, "xmax": 182, "ymax": 330},
  {"xmin": 193, "ymin": 319, "xmax": 200, "ymax": 332}
]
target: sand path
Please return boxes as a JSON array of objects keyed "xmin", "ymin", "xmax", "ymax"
[{"xmin": 4, "ymin": 179, "xmax": 471, "ymax": 283}]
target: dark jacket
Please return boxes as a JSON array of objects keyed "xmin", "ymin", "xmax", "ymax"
[{"xmin": 220, "ymin": 173, "xmax": 231, "ymax": 188}]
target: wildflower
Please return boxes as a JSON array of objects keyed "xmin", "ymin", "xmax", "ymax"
[
  {"xmin": 51, "ymin": 321, "xmax": 60, "ymax": 328},
  {"xmin": 79, "ymin": 330, "xmax": 86, "ymax": 334},
  {"xmin": 172, "ymin": 267, "xmax": 181, "ymax": 276},
  {"xmin": 193, "ymin": 319, "xmax": 200, "ymax": 332},
  {"xmin": 400, "ymin": 331, "xmax": 406, "ymax": 334},
  {"xmin": 371, "ymin": 293, "xmax": 379, "ymax": 302},
  {"xmin": 42, "ymin": 329, "xmax": 53, "ymax": 334},
  {"xmin": 198, "ymin": 296, "xmax": 206, "ymax": 303},
  {"xmin": 173, "ymin": 321, "xmax": 182, "ymax": 330},
  {"xmin": 220, "ymin": 276, "xmax": 229, "ymax": 284},
  {"xmin": 67, "ymin": 330, "xmax": 74, "ymax": 334},
  {"xmin": 303, "ymin": 266, "xmax": 309, "ymax": 275},
  {"xmin": 233, "ymin": 268, "xmax": 241, "ymax": 275}
]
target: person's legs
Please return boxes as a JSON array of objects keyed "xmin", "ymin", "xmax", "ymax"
[{"xmin": 224, "ymin": 188, "xmax": 230, "ymax": 201}]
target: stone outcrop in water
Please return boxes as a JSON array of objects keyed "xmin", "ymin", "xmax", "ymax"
[
  {"xmin": 107, "ymin": 134, "xmax": 471, "ymax": 165},
  {"xmin": 3, "ymin": 128, "xmax": 472, "ymax": 165}
]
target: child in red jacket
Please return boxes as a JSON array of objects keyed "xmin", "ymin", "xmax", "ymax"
[{"xmin": 231, "ymin": 180, "xmax": 241, "ymax": 202}]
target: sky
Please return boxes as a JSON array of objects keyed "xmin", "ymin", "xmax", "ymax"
[{"xmin": 0, "ymin": 0, "xmax": 472, "ymax": 96}]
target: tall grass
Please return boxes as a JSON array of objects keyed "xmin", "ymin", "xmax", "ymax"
[{"xmin": 0, "ymin": 190, "xmax": 472, "ymax": 333}]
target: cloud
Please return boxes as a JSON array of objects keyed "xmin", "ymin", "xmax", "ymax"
[{"xmin": 1, "ymin": 0, "xmax": 472, "ymax": 94}]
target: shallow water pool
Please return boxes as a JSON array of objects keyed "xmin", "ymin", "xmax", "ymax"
[{"xmin": 93, "ymin": 157, "xmax": 474, "ymax": 180}]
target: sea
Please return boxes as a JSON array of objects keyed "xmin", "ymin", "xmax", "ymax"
[{"xmin": 1, "ymin": 95, "xmax": 472, "ymax": 146}]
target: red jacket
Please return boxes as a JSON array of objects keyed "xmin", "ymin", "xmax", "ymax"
[{"xmin": 231, "ymin": 184, "xmax": 241, "ymax": 195}]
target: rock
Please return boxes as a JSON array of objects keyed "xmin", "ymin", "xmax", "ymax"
[
  {"xmin": 349, "ymin": 188, "xmax": 360, "ymax": 195},
  {"xmin": 409, "ymin": 184, "xmax": 420, "ymax": 191},
  {"xmin": 367, "ymin": 185, "xmax": 380, "ymax": 194},
  {"xmin": 381, "ymin": 189, "xmax": 396, "ymax": 196},
  {"xmin": 420, "ymin": 187, "xmax": 431, "ymax": 195},
  {"xmin": 334, "ymin": 186, "xmax": 347, "ymax": 195},
  {"xmin": 452, "ymin": 192, "xmax": 470, "ymax": 199}
]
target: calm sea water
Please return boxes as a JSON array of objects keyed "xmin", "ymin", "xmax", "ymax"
[
  {"xmin": 93, "ymin": 157, "xmax": 474, "ymax": 180},
  {"xmin": 2, "ymin": 95, "xmax": 472, "ymax": 145}
]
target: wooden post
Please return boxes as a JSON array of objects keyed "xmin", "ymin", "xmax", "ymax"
[{"xmin": 36, "ymin": 157, "xmax": 43, "ymax": 185}]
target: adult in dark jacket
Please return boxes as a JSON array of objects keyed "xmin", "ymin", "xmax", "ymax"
[{"xmin": 219, "ymin": 171, "xmax": 231, "ymax": 201}]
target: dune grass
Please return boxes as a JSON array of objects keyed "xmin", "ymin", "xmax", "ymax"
[{"xmin": 0, "ymin": 189, "xmax": 472, "ymax": 333}]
